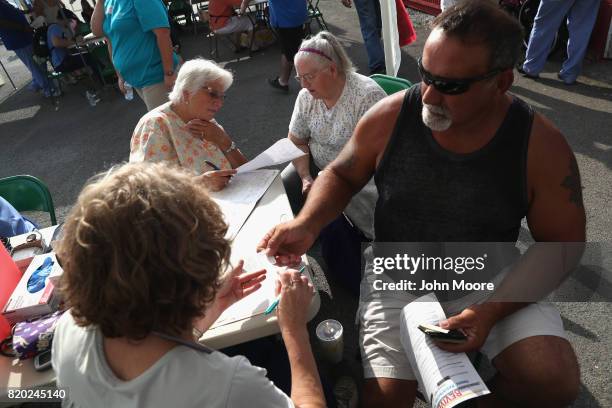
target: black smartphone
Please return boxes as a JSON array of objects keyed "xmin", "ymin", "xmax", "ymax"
[
  {"xmin": 418, "ymin": 324, "xmax": 467, "ymax": 344},
  {"xmin": 34, "ymin": 350, "xmax": 53, "ymax": 371}
]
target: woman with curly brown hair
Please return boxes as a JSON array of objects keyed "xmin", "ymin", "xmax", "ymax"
[{"xmin": 51, "ymin": 162, "xmax": 325, "ymax": 408}]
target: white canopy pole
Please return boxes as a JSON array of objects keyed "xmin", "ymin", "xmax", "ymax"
[{"xmin": 380, "ymin": 0, "xmax": 401, "ymax": 77}]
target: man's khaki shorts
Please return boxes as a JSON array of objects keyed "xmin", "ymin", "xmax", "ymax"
[{"xmin": 359, "ymin": 298, "xmax": 567, "ymax": 380}]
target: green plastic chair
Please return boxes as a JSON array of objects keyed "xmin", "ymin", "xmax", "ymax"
[
  {"xmin": 370, "ymin": 74, "xmax": 413, "ymax": 95},
  {"xmin": 0, "ymin": 175, "xmax": 57, "ymax": 225},
  {"xmin": 88, "ymin": 44, "xmax": 117, "ymax": 86},
  {"xmin": 75, "ymin": 22, "xmax": 92, "ymax": 37}
]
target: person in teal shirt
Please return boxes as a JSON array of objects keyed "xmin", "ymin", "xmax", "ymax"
[{"xmin": 91, "ymin": 0, "xmax": 180, "ymax": 110}]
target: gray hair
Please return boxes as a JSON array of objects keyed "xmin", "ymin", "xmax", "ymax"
[
  {"xmin": 168, "ymin": 58, "xmax": 233, "ymax": 104},
  {"xmin": 294, "ymin": 31, "xmax": 355, "ymax": 74}
]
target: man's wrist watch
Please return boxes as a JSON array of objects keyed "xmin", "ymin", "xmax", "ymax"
[
  {"xmin": 223, "ymin": 141, "xmax": 237, "ymax": 154},
  {"xmin": 10, "ymin": 231, "xmax": 46, "ymax": 256}
]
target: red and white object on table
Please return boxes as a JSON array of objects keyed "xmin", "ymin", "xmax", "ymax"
[
  {"xmin": 0, "ymin": 245, "xmax": 22, "ymax": 339},
  {"xmin": 2, "ymin": 253, "xmax": 62, "ymax": 326}
]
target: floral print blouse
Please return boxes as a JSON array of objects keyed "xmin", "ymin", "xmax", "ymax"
[{"xmin": 129, "ymin": 102, "xmax": 231, "ymax": 173}]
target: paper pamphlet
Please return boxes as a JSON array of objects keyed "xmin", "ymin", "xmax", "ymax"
[
  {"xmin": 211, "ymin": 252, "xmax": 284, "ymax": 328},
  {"xmin": 210, "ymin": 169, "xmax": 278, "ymax": 239},
  {"xmin": 399, "ymin": 293, "xmax": 490, "ymax": 408},
  {"xmin": 237, "ymin": 138, "xmax": 306, "ymax": 174}
]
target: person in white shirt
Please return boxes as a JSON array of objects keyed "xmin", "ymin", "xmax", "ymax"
[{"xmin": 52, "ymin": 162, "xmax": 325, "ymax": 408}]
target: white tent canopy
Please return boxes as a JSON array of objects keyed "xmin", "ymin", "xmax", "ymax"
[{"xmin": 380, "ymin": 0, "xmax": 401, "ymax": 77}]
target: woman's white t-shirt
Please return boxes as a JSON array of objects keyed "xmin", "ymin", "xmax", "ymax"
[{"xmin": 52, "ymin": 312, "xmax": 294, "ymax": 408}]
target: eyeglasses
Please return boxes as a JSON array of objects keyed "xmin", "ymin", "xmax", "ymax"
[
  {"xmin": 417, "ymin": 57, "xmax": 502, "ymax": 95},
  {"xmin": 295, "ymin": 66, "xmax": 328, "ymax": 83},
  {"xmin": 203, "ymin": 87, "xmax": 226, "ymax": 101}
]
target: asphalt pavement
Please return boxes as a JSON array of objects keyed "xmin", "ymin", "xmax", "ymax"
[{"xmin": 0, "ymin": 2, "xmax": 610, "ymax": 407}]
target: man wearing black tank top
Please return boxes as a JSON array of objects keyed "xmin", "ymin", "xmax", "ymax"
[{"xmin": 258, "ymin": 1, "xmax": 586, "ymax": 407}]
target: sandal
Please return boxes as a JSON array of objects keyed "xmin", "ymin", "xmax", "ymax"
[{"xmin": 268, "ymin": 77, "xmax": 289, "ymax": 92}]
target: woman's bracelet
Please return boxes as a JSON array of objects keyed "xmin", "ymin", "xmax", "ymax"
[{"xmin": 223, "ymin": 141, "xmax": 237, "ymax": 154}]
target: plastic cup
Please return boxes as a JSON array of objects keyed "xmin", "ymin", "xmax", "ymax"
[{"xmin": 316, "ymin": 319, "xmax": 344, "ymax": 364}]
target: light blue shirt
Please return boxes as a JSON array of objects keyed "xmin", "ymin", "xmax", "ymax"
[
  {"xmin": 47, "ymin": 24, "xmax": 69, "ymax": 68},
  {"xmin": 0, "ymin": 197, "xmax": 36, "ymax": 238},
  {"xmin": 102, "ymin": 0, "xmax": 178, "ymax": 88}
]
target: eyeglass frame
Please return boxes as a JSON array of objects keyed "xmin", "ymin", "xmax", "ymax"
[
  {"xmin": 417, "ymin": 57, "xmax": 505, "ymax": 95},
  {"xmin": 295, "ymin": 66, "xmax": 330, "ymax": 83},
  {"xmin": 202, "ymin": 86, "xmax": 226, "ymax": 101}
]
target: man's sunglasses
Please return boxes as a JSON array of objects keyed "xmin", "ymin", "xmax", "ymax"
[{"xmin": 417, "ymin": 58, "xmax": 502, "ymax": 95}]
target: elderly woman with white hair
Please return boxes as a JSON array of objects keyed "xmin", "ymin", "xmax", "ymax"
[
  {"xmin": 282, "ymin": 31, "xmax": 386, "ymax": 295},
  {"xmin": 130, "ymin": 58, "xmax": 247, "ymax": 191}
]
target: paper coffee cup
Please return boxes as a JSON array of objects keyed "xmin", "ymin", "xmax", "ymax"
[{"xmin": 316, "ymin": 319, "xmax": 344, "ymax": 364}]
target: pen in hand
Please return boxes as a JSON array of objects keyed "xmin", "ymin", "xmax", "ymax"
[
  {"xmin": 204, "ymin": 160, "xmax": 220, "ymax": 171},
  {"xmin": 264, "ymin": 265, "xmax": 306, "ymax": 315}
]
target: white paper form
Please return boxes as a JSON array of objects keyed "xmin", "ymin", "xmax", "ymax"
[
  {"xmin": 400, "ymin": 293, "xmax": 490, "ymax": 408},
  {"xmin": 210, "ymin": 170, "xmax": 278, "ymax": 239},
  {"xmin": 237, "ymin": 138, "xmax": 306, "ymax": 174}
]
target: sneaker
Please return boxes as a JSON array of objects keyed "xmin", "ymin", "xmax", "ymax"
[
  {"xmin": 268, "ymin": 77, "xmax": 289, "ymax": 92},
  {"xmin": 334, "ymin": 376, "xmax": 358, "ymax": 408},
  {"xmin": 85, "ymin": 90, "xmax": 101, "ymax": 106},
  {"xmin": 557, "ymin": 73, "xmax": 576, "ymax": 85},
  {"xmin": 517, "ymin": 66, "xmax": 539, "ymax": 79}
]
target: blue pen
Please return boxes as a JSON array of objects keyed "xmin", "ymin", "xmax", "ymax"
[
  {"xmin": 204, "ymin": 160, "xmax": 220, "ymax": 171},
  {"xmin": 264, "ymin": 265, "xmax": 306, "ymax": 315}
]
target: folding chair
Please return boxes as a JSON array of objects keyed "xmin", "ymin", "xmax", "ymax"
[
  {"xmin": 168, "ymin": 0, "xmax": 193, "ymax": 26},
  {"xmin": 88, "ymin": 44, "xmax": 118, "ymax": 87},
  {"xmin": 208, "ymin": 9, "xmax": 258, "ymax": 61},
  {"xmin": 370, "ymin": 74, "xmax": 413, "ymax": 95},
  {"xmin": 190, "ymin": 0, "xmax": 210, "ymax": 35},
  {"xmin": 74, "ymin": 22, "xmax": 92, "ymax": 37},
  {"xmin": 208, "ymin": 29, "xmax": 255, "ymax": 61},
  {"xmin": 44, "ymin": 59, "xmax": 65, "ymax": 89},
  {"xmin": 0, "ymin": 175, "xmax": 57, "ymax": 226},
  {"xmin": 306, "ymin": 0, "xmax": 328, "ymax": 33}
]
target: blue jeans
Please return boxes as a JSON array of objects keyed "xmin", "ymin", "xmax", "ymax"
[
  {"xmin": 353, "ymin": 0, "xmax": 385, "ymax": 72},
  {"xmin": 522, "ymin": 0, "xmax": 599, "ymax": 83},
  {"xmin": 320, "ymin": 214, "xmax": 368, "ymax": 297},
  {"xmin": 12, "ymin": 44, "xmax": 54, "ymax": 94},
  {"xmin": 281, "ymin": 163, "xmax": 366, "ymax": 297}
]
